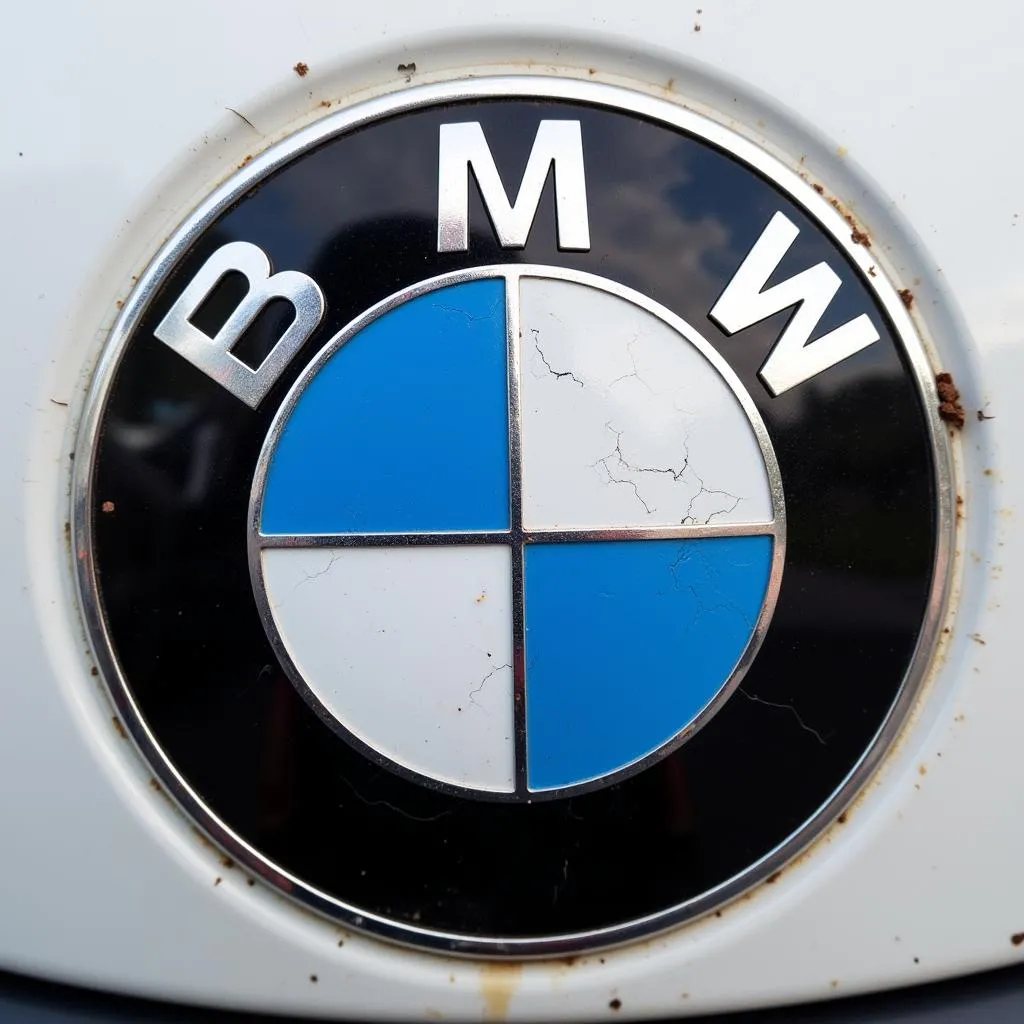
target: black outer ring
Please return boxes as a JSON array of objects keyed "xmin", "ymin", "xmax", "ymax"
[{"xmin": 86, "ymin": 95, "xmax": 938, "ymax": 948}]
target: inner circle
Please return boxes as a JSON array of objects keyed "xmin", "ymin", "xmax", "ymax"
[{"xmin": 250, "ymin": 267, "xmax": 783, "ymax": 800}]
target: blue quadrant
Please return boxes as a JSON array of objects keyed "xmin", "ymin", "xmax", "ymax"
[
  {"xmin": 524, "ymin": 536, "xmax": 773, "ymax": 792},
  {"xmin": 261, "ymin": 279, "xmax": 509, "ymax": 534}
]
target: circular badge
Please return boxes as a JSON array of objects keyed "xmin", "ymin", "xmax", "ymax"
[{"xmin": 75, "ymin": 78, "xmax": 950, "ymax": 955}]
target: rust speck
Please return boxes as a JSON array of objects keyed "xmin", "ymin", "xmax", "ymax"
[
  {"xmin": 811, "ymin": 183, "xmax": 824, "ymax": 195},
  {"xmin": 148, "ymin": 778, "xmax": 163, "ymax": 794},
  {"xmin": 101, "ymin": 500, "xmax": 115, "ymax": 513},
  {"xmin": 238, "ymin": 154, "xmax": 253, "ymax": 169},
  {"xmin": 936, "ymin": 372, "xmax": 965, "ymax": 429},
  {"xmin": 918, "ymin": 764, "xmax": 927, "ymax": 776},
  {"xmin": 294, "ymin": 62, "xmax": 309, "ymax": 77},
  {"xmin": 220, "ymin": 854, "xmax": 235, "ymax": 870},
  {"xmin": 898, "ymin": 288, "xmax": 914, "ymax": 309},
  {"xmin": 837, "ymin": 811, "xmax": 849, "ymax": 824},
  {"xmin": 319, "ymin": 100, "xmax": 332, "ymax": 108},
  {"xmin": 115, "ymin": 299, "xmax": 124, "ymax": 310},
  {"xmin": 90, "ymin": 666, "xmax": 99, "ymax": 677},
  {"xmin": 111, "ymin": 716, "xmax": 127, "ymax": 739},
  {"xmin": 850, "ymin": 226, "xmax": 871, "ymax": 246},
  {"xmin": 765, "ymin": 870, "xmax": 782, "ymax": 885},
  {"xmin": 1012, "ymin": 933, "xmax": 1024, "ymax": 946},
  {"xmin": 609, "ymin": 998, "xmax": 622, "ymax": 1011}
]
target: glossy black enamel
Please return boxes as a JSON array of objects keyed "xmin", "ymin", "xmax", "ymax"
[{"xmin": 90, "ymin": 99, "xmax": 936, "ymax": 941}]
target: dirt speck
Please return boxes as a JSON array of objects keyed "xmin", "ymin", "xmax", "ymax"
[
  {"xmin": 309, "ymin": 974, "xmax": 318, "ymax": 983},
  {"xmin": 898, "ymin": 288, "xmax": 914, "ymax": 309},
  {"xmin": 918, "ymin": 764, "xmax": 927, "ymax": 776},
  {"xmin": 213, "ymin": 876, "xmax": 222, "ymax": 887},
  {"xmin": 397, "ymin": 62, "xmax": 416, "ymax": 81},
  {"xmin": 693, "ymin": 21, "xmax": 701, "ymax": 31},
  {"xmin": 868, "ymin": 265, "xmax": 877, "ymax": 277},
  {"xmin": 588, "ymin": 67, "xmax": 597, "ymax": 76},
  {"xmin": 148, "ymin": 778, "xmax": 162, "ymax": 794},
  {"xmin": 237, "ymin": 154, "xmax": 253, "ymax": 169},
  {"xmin": 319, "ymin": 100, "xmax": 332, "ymax": 108},
  {"xmin": 246, "ymin": 878, "xmax": 256, "ymax": 887},
  {"xmin": 101, "ymin": 500, "xmax": 115, "ymax": 513},
  {"xmin": 837, "ymin": 811, "xmax": 849, "ymax": 825},
  {"xmin": 609, "ymin": 998, "xmax": 622, "ymax": 1011},
  {"xmin": 970, "ymin": 633, "xmax": 986, "ymax": 645},
  {"xmin": 90, "ymin": 666, "xmax": 99, "ymax": 677},
  {"xmin": 811, "ymin": 183, "xmax": 824, "ymax": 195},
  {"xmin": 111, "ymin": 716, "xmax": 127, "ymax": 739},
  {"xmin": 294, "ymin": 62, "xmax": 309, "ymax": 77},
  {"xmin": 977, "ymin": 408, "xmax": 995, "ymax": 421},
  {"xmin": 1012, "ymin": 933, "xmax": 1024, "ymax": 946},
  {"xmin": 830, "ymin": 980, "xmax": 840, "ymax": 990},
  {"xmin": 765, "ymin": 870, "xmax": 782, "ymax": 885},
  {"xmin": 936, "ymin": 372, "xmax": 965, "ymax": 429},
  {"xmin": 115, "ymin": 299, "xmax": 124, "ymax": 310}
]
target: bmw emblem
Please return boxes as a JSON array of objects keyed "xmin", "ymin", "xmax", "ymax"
[{"xmin": 73, "ymin": 78, "xmax": 952, "ymax": 955}]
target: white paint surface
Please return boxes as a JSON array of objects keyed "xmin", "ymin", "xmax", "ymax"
[
  {"xmin": 519, "ymin": 278, "xmax": 772, "ymax": 530},
  {"xmin": 262, "ymin": 545, "xmax": 515, "ymax": 792},
  {"xmin": 2, "ymin": 4, "xmax": 1019, "ymax": 1019}
]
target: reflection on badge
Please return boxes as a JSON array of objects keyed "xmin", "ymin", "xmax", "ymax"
[{"xmin": 74, "ymin": 78, "xmax": 950, "ymax": 955}]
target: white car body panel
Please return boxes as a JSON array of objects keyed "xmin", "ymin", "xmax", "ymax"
[{"xmin": 0, "ymin": 1, "xmax": 1017, "ymax": 1017}]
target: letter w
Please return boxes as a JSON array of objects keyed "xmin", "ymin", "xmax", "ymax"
[{"xmin": 709, "ymin": 212, "xmax": 879, "ymax": 396}]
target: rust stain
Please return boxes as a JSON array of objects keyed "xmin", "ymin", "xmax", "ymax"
[
  {"xmin": 827, "ymin": 197, "xmax": 871, "ymax": 247},
  {"xmin": 480, "ymin": 963, "xmax": 522, "ymax": 1021},
  {"xmin": 936, "ymin": 372, "xmax": 965, "ymax": 429},
  {"xmin": 294, "ymin": 62, "xmax": 309, "ymax": 77}
]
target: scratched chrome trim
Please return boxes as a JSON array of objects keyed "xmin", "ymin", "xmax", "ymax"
[
  {"xmin": 248, "ymin": 263, "xmax": 785, "ymax": 804},
  {"xmin": 70, "ymin": 76, "xmax": 953, "ymax": 959}
]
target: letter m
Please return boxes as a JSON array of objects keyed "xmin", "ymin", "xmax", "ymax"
[{"xmin": 437, "ymin": 121, "xmax": 590, "ymax": 252}]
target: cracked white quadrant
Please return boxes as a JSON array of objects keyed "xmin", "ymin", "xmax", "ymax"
[
  {"xmin": 519, "ymin": 277, "xmax": 773, "ymax": 530},
  {"xmin": 261, "ymin": 545, "xmax": 515, "ymax": 793}
]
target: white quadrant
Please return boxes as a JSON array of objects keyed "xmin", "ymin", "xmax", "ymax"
[
  {"xmin": 519, "ymin": 277, "xmax": 773, "ymax": 530},
  {"xmin": 261, "ymin": 544, "xmax": 515, "ymax": 793}
]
